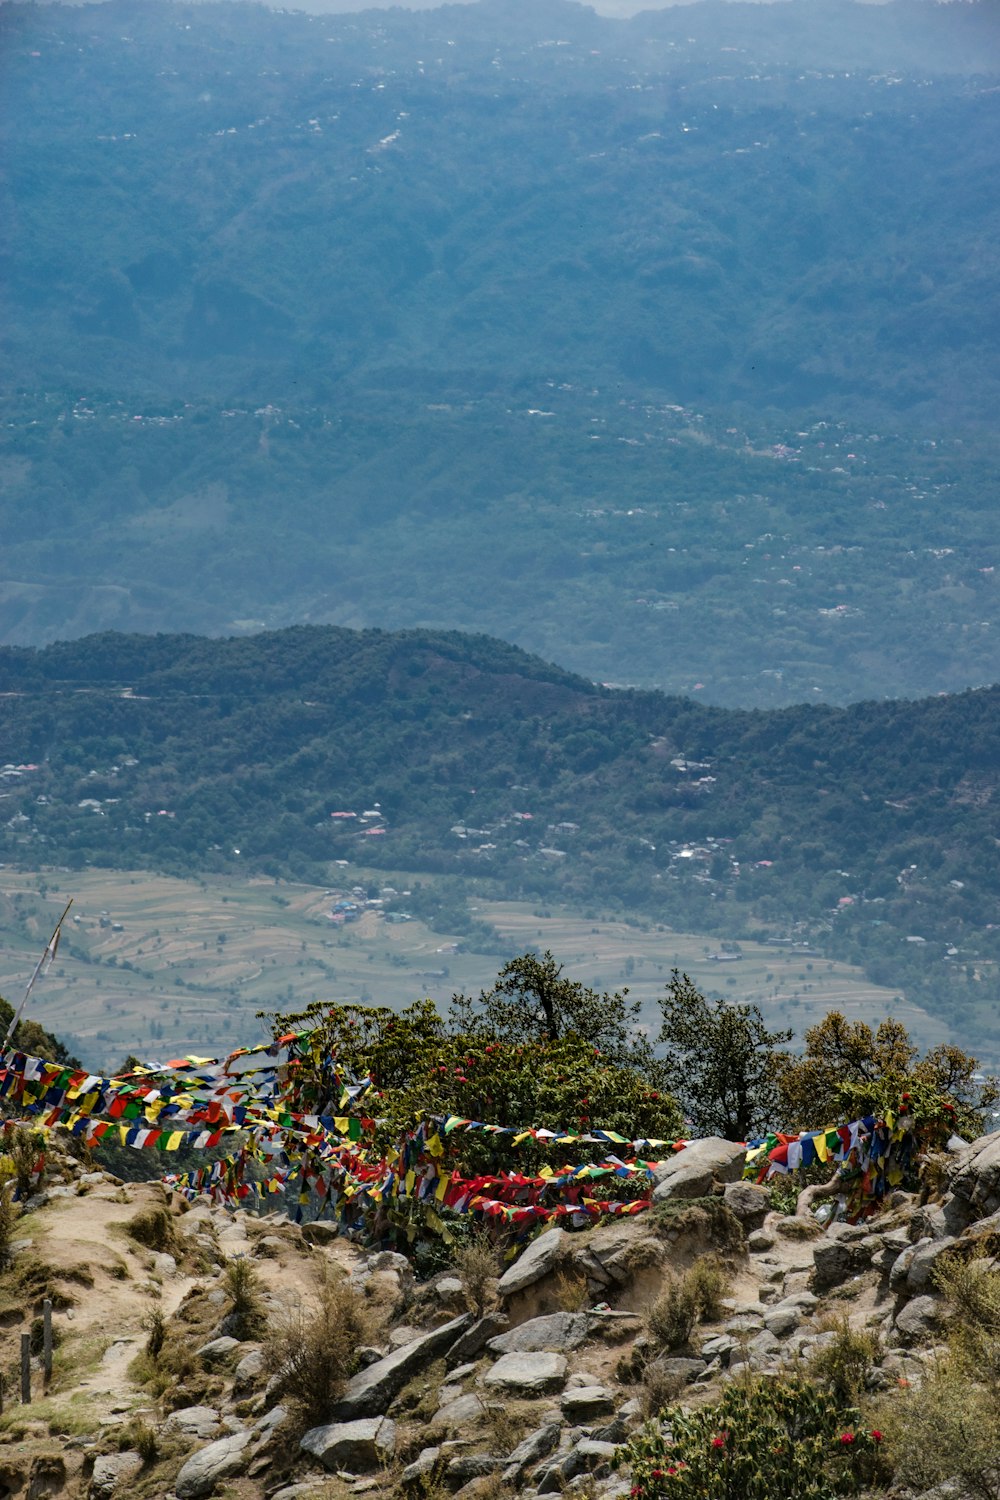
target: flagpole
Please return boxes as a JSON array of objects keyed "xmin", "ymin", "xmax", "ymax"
[{"xmin": 2, "ymin": 897, "xmax": 73, "ymax": 1052}]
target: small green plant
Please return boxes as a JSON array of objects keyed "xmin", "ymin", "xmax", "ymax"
[
  {"xmin": 553, "ymin": 1266, "xmax": 590, "ymax": 1313},
  {"xmin": 616, "ymin": 1374, "xmax": 889, "ymax": 1499},
  {"xmin": 5, "ymin": 1124, "xmax": 43, "ymax": 1199},
  {"xmin": 143, "ymin": 1307, "xmax": 167, "ymax": 1360},
  {"xmin": 0, "ymin": 1166, "xmax": 18, "ymax": 1269},
  {"xmin": 119, "ymin": 1416, "xmax": 158, "ymax": 1463},
  {"xmin": 873, "ymin": 1355, "xmax": 1000, "ymax": 1500},
  {"xmin": 646, "ymin": 1274, "xmax": 699, "ymax": 1353},
  {"xmin": 809, "ymin": 1315, "xmax": 883, "ymax": 1405},
  {"xmin": 224, "ymin": 1256, "xmax": 267, "ymax": 1339},
  {"xmin": 685, "ymin": 1254, "xmax": 731, "ymax": 1322}
]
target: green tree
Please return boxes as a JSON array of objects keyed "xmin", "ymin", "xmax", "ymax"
[{"xmin": 656, "ymin": 971, "xmax": 792, "ymax": 1140}]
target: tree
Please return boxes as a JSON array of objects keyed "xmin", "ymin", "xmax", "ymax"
[
  {"xmin": 451, "ymin": 949, "xmax": 655, "ymax": 1075},
  {"xmin": 777, "ymin": 1011, "xmax": 997, "ymax": 1137},
  {"xmin": 656, "ymin": 971, "xmax": 792, "ymax": 1141}
]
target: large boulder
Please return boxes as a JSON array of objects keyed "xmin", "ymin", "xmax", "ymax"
[
  {"xmin": 332, "ymin": 1313, "xmax": 472, "ymax": 1420},
  {"xmin": 164, "ymin": 1406, "xmax": 221, "ymax": 1440},
  {"xmin": 481, "ymin": 1351, "xmax": 567, "ymax": 1395},
  {"xmin": 950, "ymin": 1134, "xmax": 1000, "ymax": 1218},
  {"xmin": 812, "ymin": 1224, "xmax": 874, "ymax": 1290},
  {"xmin": 300, "ymin": 1416, "xmax": 397, "ymax": 1472},
  {"xmin": 89, "ymin": 1452, "xmax": 143, "ymax": 1499},
  {"xmin": 894, "ymin": 1295, "xmax": 945, "ymax": 1345},
  {"xmin": 497, "ymin": 1228, "xmax": 567, "ymax": 1297},
  {"xmin": 487, "ymin": 1312, "xmax": 589, "ymax": 1355},
  {"xmin": 652, "ymin": 1138, "xmax": 746, "ymax": 1202},
  {"xmin": 723, "ymin": 1181, "xmax": 771, "ymax": 1231},
  {"xmin": 175, "ymin": 1433, "xmax": 252, "ymax": 1500},
  {"xmin": 501, "ymin": 1419, "xmax": 562, "ymax": 1484}
]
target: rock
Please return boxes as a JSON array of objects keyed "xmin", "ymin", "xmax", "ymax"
[
  {"xmin": 234, "ymin": 1348, "xmax": 266, "ymax": 1392},
  {"xmin": 904, "ymin": 1237, "xmax": 959, "ymax": 1294},
  {"xmin": 401, "ymin": 1447, "xmax": 442, "ymax": 1488},
  {"xmin": 651, "ymin": 1138, "xmax": 746, "ymax": 1202},
  {"xmin": 649, "ymin": 1356, "xmax": 706, "ymax": 1385},
  {"xmin": 368, "ymin": 1250, "xmax": 413, "ymax": 1278},
  {"xmin": 699, "ymin": 1334, "xmax": 735, "ymax": 1362},
  {"xmin": 560, "ymin": 1386, "xmax": 615, "ymax": 1420},
  {"xmin": 747, "ymin": 1228, "xmax": 776, "ymax": 1253},
  {"xmin": 196, "ymin": 1335, "xmax": 241, "ymax": 1368},
  {"xmin": 164, "ymin": 1406, "xmax": 221, "ymax": 1440},
  {"xmin": 487, "ymin": 1312, "xmax": 589, "ymax": 1355},
  {"xmin": 434, "ymin": 1393, "xmax": 483, "ymax": 1431},
  {"xmin": 445, "ymin": 1454, "xmax": 502, "ymax": 1486},
  {"xmin": 89, "ymin": 1451, "xmax": 143, "ymax": 1499},
  {"xmin": 497, "ymin": 1228, "xmax": 567, "ymax": 1297},
  {"xmin": 482, "ymin": 1351, "xmax": 567, "ymax": 1395},
  {"xmin": 271, "ymin": 1487, "xmax": 328, "ymax": 1500},
  {"xmin": 949, "ymin": 1132, "xmax": 1000, "ymax": 1217},
  {"xmin": 301, "ymin": 1416, "xmax": 396, "ymax": 1472},
  {"xmin": 301, "ymin": 1219, "xmax": 339, "ymax": 1245},
  {"xmin": 894, "ymin": 1295, "xmax": 945, "ymax": 1345},
  {"xmin": 763, "ymin": 1307, "xmax": 802, "ymax": 1338},
  {"xmin": 813, "ymin": 1232, "xmax": 872, "ymax": 1290},
  {"xmin": 538, "ymin": 1439, "xmax": 617, "ymax": 1491},
  {"xmin": 435, "ymin": 1276, "xmax": 465, "ymax": 1305},
  {"xmin": 332, "ymin": 1313, "xmax": 472, "ymax": 1420},
  {"xmin": 388, "ymin": 1325, "xmax": 423, "ymax": 1351},
  {"xmin": 445, "ymin": 1312, "xmax": 509, "ymax": 1368},
  {"xmin": 501, "ymin": 1420, "xmax": 562, "ymax": 1484},
  {"xmin": 723, "ymin": 1182, "xmax": 771, "ymax": 1230},
  {"xmin": 175, "ymin": 1432, "xmax": 252, "ymax": 1499},
  {"xmin": 253, "ymin": 1235, "xmax": 287, "ymax": 1258}
]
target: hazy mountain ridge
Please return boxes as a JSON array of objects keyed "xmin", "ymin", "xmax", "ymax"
[{"xmin": 1, "ymin": 624, "xmax": 999, "ymax": 1051}]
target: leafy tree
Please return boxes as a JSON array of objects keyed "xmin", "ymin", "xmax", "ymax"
[
  {"xmin": 776, "ymin": 1011, "xmax": 997, "ymax": 1137},
  {"xmin": 656, "ymin": 971, "xmax": 792, "ymax": 1141},
  {"xmin": 451, "ymin": 949, "xmax": 656, "ymax": 1075}
]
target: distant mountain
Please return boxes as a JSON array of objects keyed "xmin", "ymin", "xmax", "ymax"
[
  {"xmin": 1, "ymin": 624, "xmax": 999, "ymax": 1051},
  {"xmin": 1, "ymin": 0, "xmax": 998, "ymax": 699}
]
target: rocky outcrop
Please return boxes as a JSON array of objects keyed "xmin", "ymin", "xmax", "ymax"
[
  {"xmin": 651, "ymin": 1138, "xmax": 746, "ymax": 1201},
  {"xmin": 300, "ymin": 1416, "xmax": 397, "ymax": 1471},
  {"xmin": 949, "ymin": 1133, "xmax": 1000, "ymax": 1217},
  {"xmin": 332, "ymin": 1313, "xmax": 472, "ymax": 1420}
]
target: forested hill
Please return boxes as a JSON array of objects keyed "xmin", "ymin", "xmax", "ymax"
[{"xmin": 2, "ymin": 626, "xmax": 1000, "ymax": 1049}]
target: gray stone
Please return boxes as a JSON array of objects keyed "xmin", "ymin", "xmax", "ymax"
[
  {"xmin": 388, "ymin": 1325, "xmax": 423, "ymax": 1351},
  {"xmin": 446, "ymin": 1312, "xmax": 509, "ymax": 1367},
  {"xmin": 401, "ymin": 1447, "xmax": 441, "ymax": 1488},
  {"xmin": 748, "ymin": 1330, "xmax": 782, "ymax": 1360},
  {"xmin": 196, "ymin": 1335, "xmax": 241, "ymax": 1367},
  {"xmin": 332, "ymin": 1313, "xmax": 472, "ymax": 1419},
  {"xmin": 234, "ymin": 1348, "xmax": 266, "ymax": 1392},
  {"xmin": 747, "ymin": 1228, "xmax": 776, "ymax": 1252},
  {"xmin": 699, "ymin": 1334, "xmax": 735, "ymax": 1362},
  {"xmin": 560, "ymin": 1386, "xmax": 615, "ymax": 1420},
  {"xmin": 434, "ymin": 1393, "xmax": 484, "ymax": 1431},
  {"xmin": 435, "ymin": 1275, "xmax": 465, "ymax": 1303},
  {"xmin": 651, "ymin": 1138, "xmax": 746, "ymax": 1202},
  {"xmin": 905, "ymin": 1237, "xmax": 959, "ymax": 1294},
  {"xmin": 300, "ymin": 1416, "xmax": 397, "ymax": 1472},
  {"xmin": 949, "ymin": 1132, "xmax": 1000, "ymax": 1217},
  {"xmin": 89, "ymin": 1451, "xmax": 144, "ymax": 1499},
  {"xmin": 894, "ymin": 1295, "xmax": 945, "ymax": 1344},
  {"xmin": 445, "ymin": 1454, "xmax": 502, "ymax": 1485},
  {"xmin": 649, "ymin": 1355, "xmax": 706, "ymax": 1385},
  {"xmin": 164, "ymin": 1406, "xmax": 221, "ymax": 1440},
  {"xmin": 255, "ymin": 1405, "xmax": 288, "ymax": 1437},
  {"xmin": 175, "ymin": 1433, "xmax": 253, "ymax": 1499},
  {"xmin": 539, "ymin": 1438, "xmax": 617, "ymax": 1491},
  {"xmin": 271, "ymin": 1487, "xmax": 327, "ymax": 1500},
  {"xmin": 301, "ymin": 1219, "xmax": 339, "ymax": 1245},
  {"xmin": 502, "ymin": 1420, "xmax": 562, "ymax": 1484},
  {"xmin": 368, "ymin": 1250, "xmax": 413, "ymax": 1278},
  {"xmin": 497, "ymin": 1228, "xmax": 567, "ymax": 1297},
  {"xmin": 813, "ymin": 1234, "xmax": 872, "ymax": 1290},
  {"xmin": 723, "ymin": 1181, "xmax": 770, "ymax": 1230},
  {"xmin": 482, "ymin": 1351, "xmax": 567, "ymax": 1395},
  {"xmin": 763, "ymin": 1307, "xmax": 802, "ymax": 1338},
  {"xmin": 487, "ymin": 1312, "xmax": 590, "ymax": 1355}
]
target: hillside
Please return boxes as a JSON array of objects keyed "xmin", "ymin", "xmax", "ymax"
[
  {"xmin": 1, "ymin": 0, "xmax": 1000, "ymax": 700},
  {"xmin": 1, "ymin": 625, "xmax": 999, "ymax": 1051}
]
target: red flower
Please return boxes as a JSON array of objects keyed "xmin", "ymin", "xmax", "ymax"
[
  {"xmin": 839, "ymin": 1432, "xmax": 856, "ymax": 1446},
  {"xmin": 711, "ymin": 1436, "xmax": 726, "ymax": 1450},
  {"xmin": 667, "ymin": 1466, "xmax": 678, "ymax": 1476},
  {"xmin": 870, "ymin": 1430, "xmax": 883, "ymax": 1444},
  {"xmin": 651, "ymin": 1470, "xmax": 664, "ymax": 1479}
]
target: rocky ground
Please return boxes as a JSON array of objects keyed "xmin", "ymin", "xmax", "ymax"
[{"xmin": 2, "ymin": 1130, "xmax": 1000, "ymax": 1500}]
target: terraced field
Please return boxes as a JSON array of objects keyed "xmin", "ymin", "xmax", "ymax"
[{"xmin": 0, "ymin": 869, "xmax": 946, "ymax": 1072}]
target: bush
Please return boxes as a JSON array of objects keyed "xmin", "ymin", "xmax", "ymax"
[
  {"xmin": 646, "ymin": 1256, "xmax": 732, "ymax": 1354},
  {"xmin": 267, "ymin": 1274, "xmax": 374, "ymax": 1428},
  {"xmin": 0, "ymin": 1166, "xmax": 18, "ymax": 1270},
  {"xmin": 453, "ymin": 1235, "xmax": 500, "ymax": 1317},
  {"xmin": 874, "ymin": 1356, "xmax": 1000, "ymax": 1500},
  {"xmin": 809, "ymin": 1316, "xmax": 883, "ymax": 1406},
  {"xmin": 224, "ymin": 1256, "xmax": 267, "ymax": 1339},
  {"xmin": 126, "ymin": 1206, "xmax": 176, "ymax": 1254},
  {"xmin": 5, "ymin": 1124, "xmax": 43, "ymax": 1199},
  {"xmin": 143, "ymin": 1307, "xmax": 167, "ymax": 1359},
  {"xmin": 617, "ymin": 1375, "xmax": 889, "ymax": 1500}
]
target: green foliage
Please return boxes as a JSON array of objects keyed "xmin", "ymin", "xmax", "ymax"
[
  {"xmin": 452, "ymin": 1235, "xmax": 501, "ymax": 1318},
  {"xmin": 617, "ymin": 1375, "xmax": 889, "ymax": 1500},
  {"xmin": 808, "ymin": 1316, "xmax": 883, "ymax": 1407},
  {"xmin": 267, "ymin": 1275, "xmax": 375, "ymax": 1430},
  {"xmin": 777, "ymin": 1012, "xmax": 996, "ymax": 1137},
  {"xmin": 0, "ymin": 1167, "xmax": 17, "ymax": 1272},
  {"xmin": 645, "ymin": 1256, "xmax": 733, "ymax": 1354},
  {"xmin": 224, "ymin": 1257, "xmax": 267, "ymax": 1341},
  {"xmin": 657, "ymin": 972, "xmax": 792, "ymax": 1140}
]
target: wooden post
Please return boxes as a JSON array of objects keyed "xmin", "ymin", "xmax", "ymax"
[
  {"xmin": 43, "ymin": 1299, "xmax": 52, "ymax": 1384},
  {"xmin": 20, "ymin": 1332, "xmax": 30, "ymax": 1404}
]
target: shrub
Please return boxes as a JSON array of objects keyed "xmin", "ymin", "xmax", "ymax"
[
  {"xmin": 453, "ymin": 1235, "xmax": 500, "ymax": 1317},
  {"xmin": 646, "ymin": 1275, "xmax": 699, "ymax": 1353},
  {"xmin": 616, "ymin": 1374, "xmax": 889, "ymax": 1500},
  {"xmin": 874, "ymin": 1356, "xmax": 1000, "ymax": 1500},
  {"xmin": 0, "ymin": 1166, "xmax": 18, "ymax": 1270},
  {"xmin": 126, "ymin": 1206, "xmax": 175, "ymax": 1254},
  {"xmin": 809, "ymin": 1316, "xmax": 883, "ymax": 1406},
  {"xmin": 224, "ymin": 1256, "xmax": 267, "ymax": 1339},
  {"xmin": 267, "ymin": 1274, "xmax": 374, "ymax": 1428},
  {"xmin": 685, "ymin": 1254, "xmax": 731, "ymax": 1323},
  {"xmin": 143, "ymin": 1307, "xmax": 167, "ymax": 1360},
  {"xmin": 5, "ymin": 1125, "xmax": 43, "ymax": 1199}
]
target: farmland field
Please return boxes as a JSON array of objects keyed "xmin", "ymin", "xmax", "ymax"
[{"xmin": 0, "ymin": 869, "xmax": 946, "ymax": 1072}]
